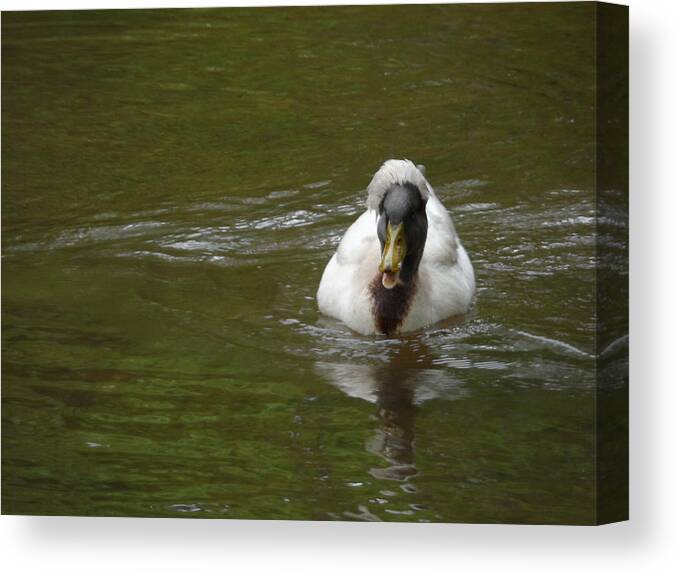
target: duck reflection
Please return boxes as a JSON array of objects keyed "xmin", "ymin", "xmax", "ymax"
[
  {"xmin": 365, "ymin": 344, "xmax": 421, "ymax": 481},
  {"xmin": 317, "ymin": 339, "xmax": 465, "ymax": 483}
]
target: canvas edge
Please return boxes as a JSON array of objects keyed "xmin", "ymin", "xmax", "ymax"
[{"xmin": 594, "ymin": 1, "xmax": 630, "ymax": 526}]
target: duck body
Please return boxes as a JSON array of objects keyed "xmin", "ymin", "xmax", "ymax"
[{"xmin": 317, "ymin": 160, "xmax": 475, "ymax": 336}]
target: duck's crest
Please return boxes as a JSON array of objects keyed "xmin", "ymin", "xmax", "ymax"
[{"xmin": 366, "ymin": 159, "xmax": 431, "ymax": 213}]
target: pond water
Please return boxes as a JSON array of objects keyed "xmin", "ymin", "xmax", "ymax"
[{"xmin": 2, "ymin": 4, "xmax": 625, "ymax": 523}]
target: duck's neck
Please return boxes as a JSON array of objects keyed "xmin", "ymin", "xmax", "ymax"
[{"xmin": 370, "ymin": 274, "xmax": 417, "ymax": 336}]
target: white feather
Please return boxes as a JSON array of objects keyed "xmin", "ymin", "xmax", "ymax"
[
  {"xmin": 318, "ymin": 160, "xmax": 475, "ymax": 335},
  {"xmin": 366, "ymin": 159, "xmax": 430, "ymax": 212}
]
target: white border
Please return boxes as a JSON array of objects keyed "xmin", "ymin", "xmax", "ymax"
[
  {"xmin": 0, "ymin": 0, "xmax": 624, "ymax": 10},
  {"xmin": 2, "ymin": 1, "xmax": 677, "ymax": 574}
]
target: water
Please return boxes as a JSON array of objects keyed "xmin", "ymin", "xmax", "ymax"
[{"xmin": 2, "ymin": 4, "xmax": 625, "ymax": 523}]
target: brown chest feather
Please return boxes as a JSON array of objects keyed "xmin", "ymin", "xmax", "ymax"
[{"xmin": 370, "ymin": 275, "xmax": 417, "ymax": 337}]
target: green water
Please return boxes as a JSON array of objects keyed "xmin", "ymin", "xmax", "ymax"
[{"xmin": 2, "ymin": 4, "xmax": 622, "ymax": 523}]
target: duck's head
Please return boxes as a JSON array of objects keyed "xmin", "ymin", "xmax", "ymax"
[{"xmin": 376, "ymin": 182, "xmax": 428, "ymax": 290}]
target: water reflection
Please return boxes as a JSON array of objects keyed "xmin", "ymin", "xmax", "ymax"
[{"xmin": 317, "ymin": 338, "xmax": 466, "ymax": 484}]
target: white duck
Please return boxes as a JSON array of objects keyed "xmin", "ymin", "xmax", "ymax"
[{"xmin": 317, "ymin": 159, "xmax": 475, "ymax": 336}]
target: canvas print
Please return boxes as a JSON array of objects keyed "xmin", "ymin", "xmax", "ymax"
[{"xmin": 1, "ymin": 2, "xmax": 628, "ymax": 524}]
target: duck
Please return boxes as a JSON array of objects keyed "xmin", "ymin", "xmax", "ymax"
[{"xmin": 317, "ymin": 159, "xmax": 475, "ymax": 336}]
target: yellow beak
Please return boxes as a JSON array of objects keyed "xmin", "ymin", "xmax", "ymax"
[{"xmin": 379, "ymin": 222, "xmax": 407, "ymax": 273}]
